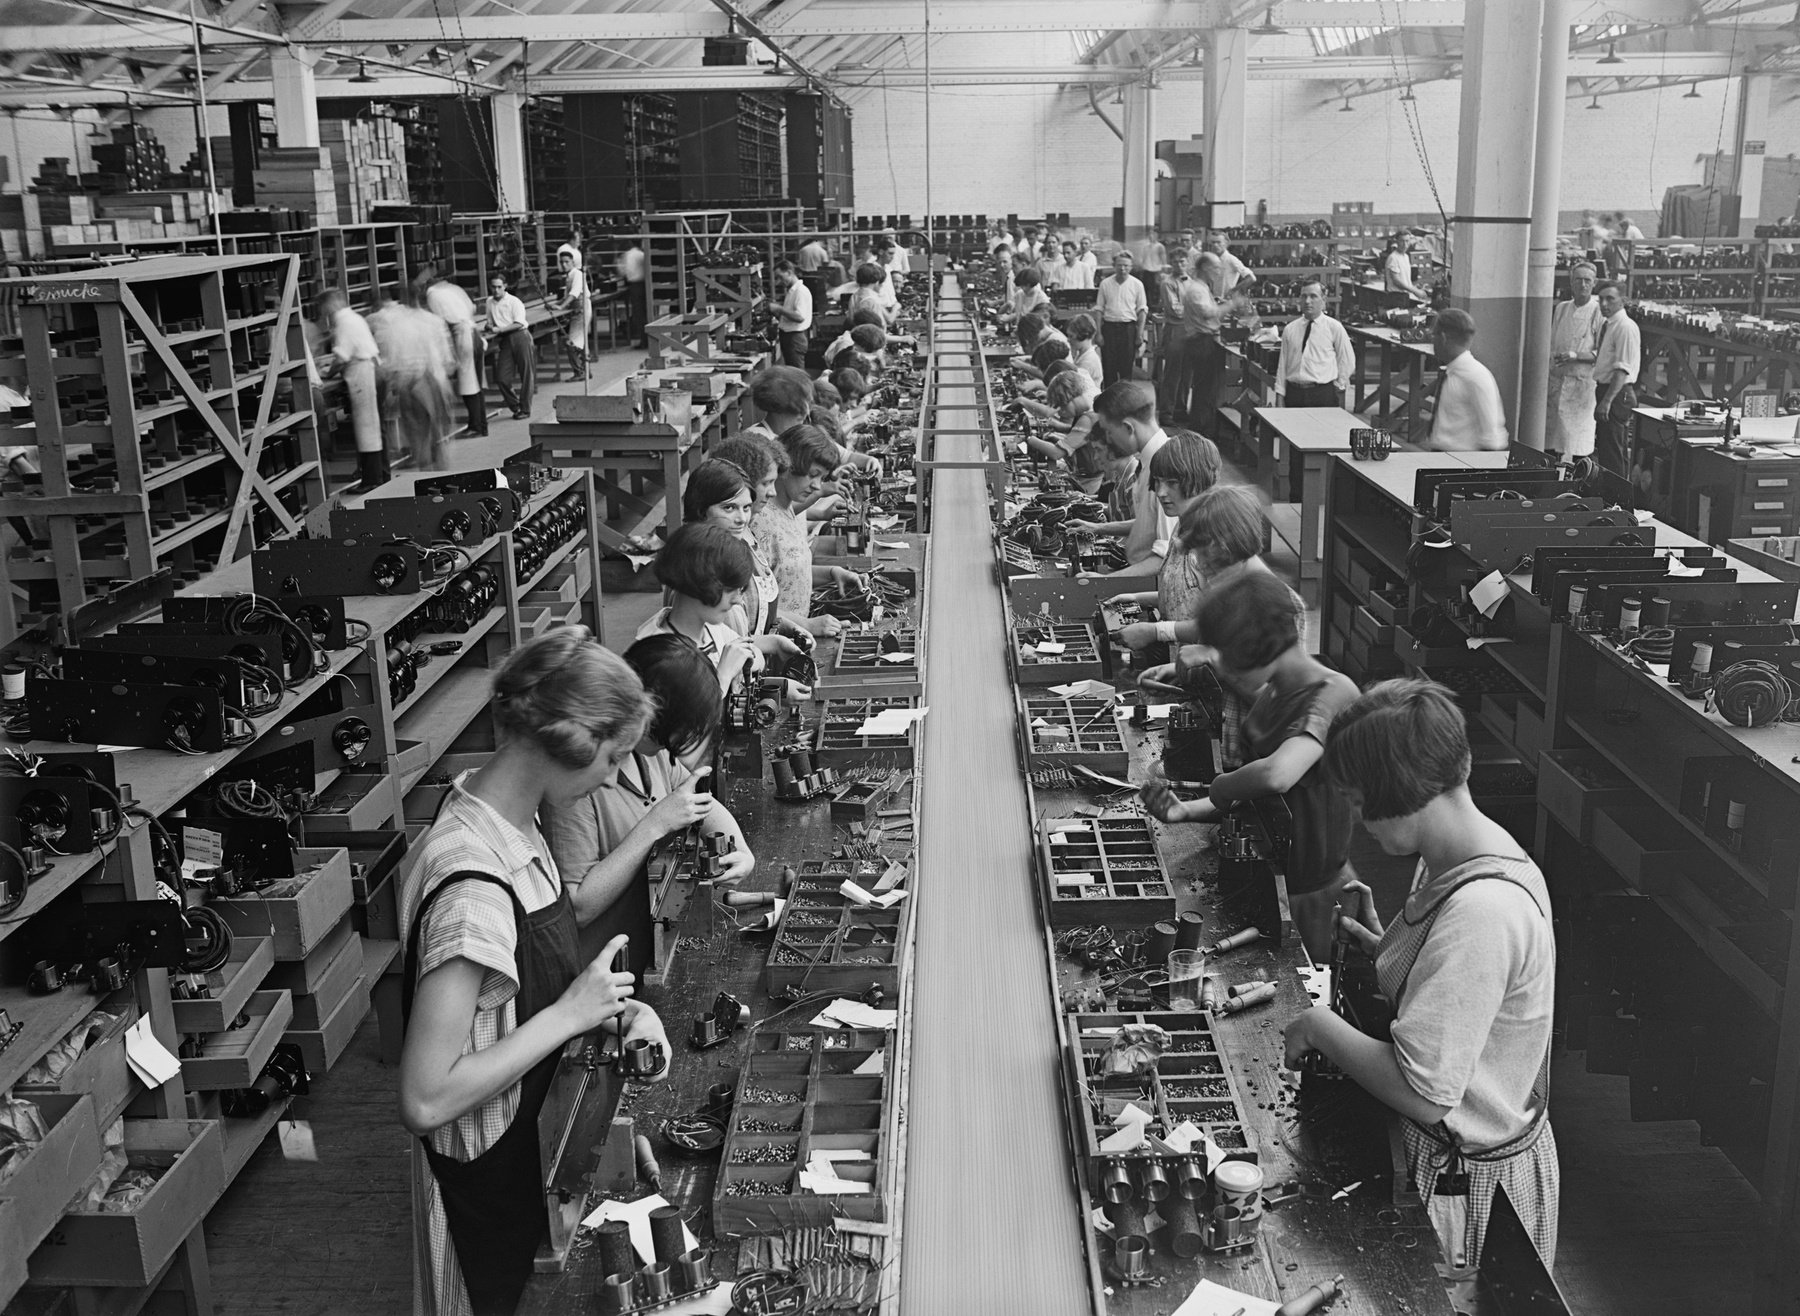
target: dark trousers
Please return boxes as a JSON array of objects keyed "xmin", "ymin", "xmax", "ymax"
[
  {"xmin": 627, "ymin": 280, "xmax": 648, "ymax": 346},
  {"xmin": 1158, "ymin": 329, "xmax": 1191, "ymax": 421},
  {"xmin": 779, "ymin": 330, "xmax": 810, "ymax": 369},
  {"xmin": 492, "ymin": 326, "xmax": 536, "ymax": 416},
  {"xmin": 1101, "ymin": 321, "xmax": 1139, "ymax": 387},
  {"xmin": 1595, "ymin": 382, "xmax": 1636, "ymax": 477},
  {"xmin": 1284, "ymin": 381, "xmax": 1342, "ymax": 410},
  {"xmin": 1182, "ymin": 333, "xmax": 1226, "ymax": 433}
]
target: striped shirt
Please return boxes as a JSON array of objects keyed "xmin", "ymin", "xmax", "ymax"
[{"xmin": 403, "ymin": 777, "xmax": 563, "ymax": 1316}]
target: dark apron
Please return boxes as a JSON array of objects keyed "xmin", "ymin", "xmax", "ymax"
[{"xmin": 404, "ymin": 872, "xmax": 581, "ymax": 1316}]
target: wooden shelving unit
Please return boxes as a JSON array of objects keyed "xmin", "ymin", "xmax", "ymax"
[
  {"xmin": 0, "ymin": 253, "xmax": 325, "ymax": 641},
  {"xmin": 642, "ymin": 209, "xmax": 732, "ymax": 321}
]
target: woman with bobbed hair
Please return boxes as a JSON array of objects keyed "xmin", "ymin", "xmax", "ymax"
[
  {"xmin": 400, "ymin": 627, "xmax": 669, "ymax": 1316},
  {"xmin": 1285, "ymin": 677, "xmax": 1558, "ymax": 1275}
]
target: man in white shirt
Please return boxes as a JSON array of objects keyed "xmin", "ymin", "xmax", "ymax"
[
  {"xmin": 1094, "ymin": 251, "xmax": 1150, "ymax": 387},
  {"xmin": 484, "ymin": 273, "xmax": 535, "ymax": 420},
  {"xmin": 1547, "ymin": 261, "xmax": 1602, "ymax": 457},
  {"xmin": 1018, "ymin": 225, "xmax": 1042, "ymax": 262},
  {"xmin": 796, "ymin": 237, "xmax": 830, "ymax": 273},
  {"xmin": 618, "ymin": 240, "xmax": 648, "ymax": 348},
  {"xmin": 1034, "ymin": 236, "xmax": 1069, "ymax": 291},
  {"xmin": 1382, "ymin": 233, "xmax": 1428, "ymax": 301},
  {"xmin": 1275, "ymin": 280, "xmax": 1355, "ymax": 409},
  {"xmin": 1591, "ymin": 280, "xmax": 1641, "ymax": 477},
  {"xmin": 317, "ymin": 289, "xmax": 386, "ymax": 493},
  {"xmin": 1426, "ymin": 308, "xmax": 1509, "ymax": 451},
  {"xmin": 1066, "ymin": 380, "xmax": 1177, "ymax": 570},
  {"xmin": 423, "ymin": 271, "xmax": 486, "ymax": 437},
  {"xmin": 769, "ymin": 260, "xmax": 813, "ymax": 369},
  {"xmin": 1204, "ymin": 231, "xmax": 1257, "ymax": 298},
  {"xmin": 1065, "ymin": 236, "xmax": 1099, "ymax": 291}
]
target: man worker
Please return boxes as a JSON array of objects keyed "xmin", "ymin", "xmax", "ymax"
[
  {"xmin": 1592, "ymin": 280, "xmax": 1641, "ymax": 477},
  {"xmin": 1274, "ymin": 280, "xmax": 1355, "ymax": 409},
  {"xmin": 483, "ymin": 273, "xmax": 536, "ymax": 420},
  {"xmin": 1178, "ymin": 252, "xmax": 1228, "ymax": 433},
  {"xmin": 1424, "ymin": 307, "xmax": 1508, "ymax": 451},
  {"xmin": 1066, "ymin": 380, "xmax": 1177, "ymax": 572},
  {"xmin": 1034, "ymin": 236, "xmax": 1069, "ymax": 291},
  {"xmin": 1383, "ymin": 232, "xmax": 1429, "ymax": 301},
  {"xmin": 1205, "ymin": 230, "xmax": 1258, "ymax": 298},
  {"xmin": 1065, "ymin": 236, "xmax": 1099, "ymax": 290},
  {"xmin": 768, "ymin": 260, "xmax": 814, "ymax": 369},
  {"xmin": 1094, "ymin": 250, "xmax": 1150, "ymax": 388},
  {"xmin": 1546, "ymin": 261, "xmax": 1602, "ymax": 457},
  {"xmin": 317, "ymin": 289, "xmax": 386, "ymax": 493}
]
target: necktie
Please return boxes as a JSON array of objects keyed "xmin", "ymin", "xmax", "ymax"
[
  {"xmin": 1595, "ymin": 317, "xmax": 1608, "ymax": 362},
  {"xmin": 1302, "ymin": 317, "xmax": 1315, "ymax": 352}
]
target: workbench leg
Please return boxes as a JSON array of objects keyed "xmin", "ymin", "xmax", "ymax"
[
  {"xmin": 1408, "ymin": 359, "xmax": 1426, "ymax": 444},
  {"xmin": 1378, "ymin": 351, "xmax": 1394, "ymax": 424},
  {"xmin": 663, "ymin": 451, "xmax": 683, "ymax": 538},
  {"xmin": 1301, "ymin": 452, "xmax": 1328, "ymax": 579}
]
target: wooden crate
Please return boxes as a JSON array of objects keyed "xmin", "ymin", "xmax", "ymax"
[
  {"xmin": 1021, "ymin": 695, "xmax": 1129, "ymax": 775},
  {"xmin": 765, "ymin": 860, "xmax": 909, "ymax": 1000},
  {"xmin": 818, "ymin": 627, "xmax": 923, "ymax": 699},
  {"xmin": 15, "ymin": 996, "xmax": 139, "ymax": 1131},
  {"xmin": 1537, "ymin": 749, "xmax": 1640, "ymax": 845},
  {"xmin": 1591, "ymin": 803, "xmax": 1709, "ymax": 894},
  {"xmin": 170, "ymin": 935, "xmax": 274, "ymax": 1034},
  {"xmin": 303, "ymin": 770, "xmax": 396, "ymax": 833},
  {"xmin": 287, "ymin": 928, "xmax": 364, "ymax": 1031},
  {"xmin": 1065, "ymin": 1011, "xmax": 1256, "ymax": 1202},
  {"xmin": 25, "ymin": 1119, "xmax": 226, "ymax": 1287},
  {"xmin": 713, "ymin": 1029, "xmax": 892, "ymax": 1235},
  {"xmin": 178, "ymin": 990, "xmax": 294, "ymax": 1091},
  {"xmin": 286, "ymin": 975, "xmax": 371, "ymax": 1073},
  {"xmin": 264, "ymin": 913, "xmax": 358, "ymax": 998},
  {"xmin": 214, "ymin": 847, "xmax": 353, "ymax": 959},
  {"xmin": 0, "ymin": 1093, "xmax": 103, "ymax": 1260},
  {"xmin": 1039, "ymin": 815, "xmax": 1175, "ymax": 929},
  {"xmin": 811, "ymin": 697, "xmax": 919, "ymax": 770},
  {"xmin": 1012, "ymin": 620, "xmax": 1107, "ymax": 686}
]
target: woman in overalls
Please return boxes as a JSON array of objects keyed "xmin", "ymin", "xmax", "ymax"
[
  {"xmin": 1283, "ymin": 677, "xmax": 1559, "ymax": 1271},
  {"xmin": 400, "ymin": 628, "xmax": 670, "ymax": 1315}
]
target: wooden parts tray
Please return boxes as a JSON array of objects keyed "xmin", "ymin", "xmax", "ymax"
[
  {"xmin": 1064, "ymin": 1011, "xmax": 1256, "ymax": 1202},
  {"xmin": 1022, "ymin": 695, "xmax": 1129, "ymax": 775},
  {"xmin": 766, "ymin": 859, "xmax": 909, "ymax": 999},
  {"xmin": 1039, "ymin": 815, "xmax": 1175, "ymax": 929},
  {"xmin": 811, "ymin": 697, "xmax": 919, "ymax": 769},
  {"xmin": 713, "ymin": 1028, "xmax": 892, "ymax": 1236},
  {"xmin": 1012, "ymin": 620, "xmax": 1107, "ymax": 686},
  {"xmin": 820, "ymin": 628, "xmax": 922, "ymax": 699}
]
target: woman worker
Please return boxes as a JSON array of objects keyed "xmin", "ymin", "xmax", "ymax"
[
  {"xmin": 400, "ymin": 628, "xmax": 669, "ymax": 1316},
  {"xmin": 1284, "ymin": 677, "xmax": 1557, "ymax": 1273},
  {"xmin": 542, "ymin": 634, "xmax": 755, "ymax": 965}
]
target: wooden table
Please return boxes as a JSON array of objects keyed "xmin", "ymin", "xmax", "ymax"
[
  {"xmin": 1351, "ymin": 325, "xmax": 1437, "ymax": 444},
  {"xmin": 1252, "ymin": 406, "xmax": 1367, "ymax": 584},
  {"xmin": 646, "ymin": 310, "xmax": 734, "ymax": 368}
]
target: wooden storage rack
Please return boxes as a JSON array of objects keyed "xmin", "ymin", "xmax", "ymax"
[
  {"xmin": 1021, "ymin": 694, "xmax": 1129, "ymax": 775},
  {"xmin": 0, "ymin": 253, "xmax": 326, "ymax": 641},
  {"xmin": 765, "ymin": 858, "xmax": 910, "ymax": 999},
  {"xmin": 1039, "ymin": 814, "xmax": 1175, "ymax": 929}
]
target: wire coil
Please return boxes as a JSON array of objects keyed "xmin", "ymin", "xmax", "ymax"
[{"xmin": 1708, "ymin": 659, "xmax": 1793, "ymax": 727}]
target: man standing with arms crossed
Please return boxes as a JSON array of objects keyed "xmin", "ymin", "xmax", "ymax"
[
  {"xmin": 1546, "ymin": 261, "xmax": 1602, "ymax": 457},
  {"xmin": 1094, "ymin": 250, "xmax": 1149, "ymax": 387},
  {"xmin": 1592, "ymin": 280, "xmax": 1641, "ymax": 477}
]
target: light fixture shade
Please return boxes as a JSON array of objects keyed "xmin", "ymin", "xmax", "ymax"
[
  {"xmin": 1251, "ymin": 7, "xmax": 1285, "ymax": 36},
  {"xmin": 350, "ymin": 61, "xmax": 378, "ymax": 83},
  {"xmin": 1398, "ymin": 86, "xmax": 1416, "ymax": 101},
  {"xmin": 1684, "ymin": 81, "xmax": 1702, "ymax": 98},
  {"xmin": 1599, "ymin": 43, "xmax": 1624, "ymax": 65},
  {"xmin": 1587, "ymin": 95, "xmax": 1602, "ymax": 109},
  {"xmin": 1339, "ymin": 97, "xmax": 1354, "ymax": 112}
]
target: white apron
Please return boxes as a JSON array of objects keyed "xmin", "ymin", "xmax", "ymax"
[{"xmin": 1546, "ymin": 298, "xmax": 1602, "ymax": 457}]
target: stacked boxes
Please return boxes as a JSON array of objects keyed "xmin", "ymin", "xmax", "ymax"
[
  {"xmin": 321, "ymin": 117, "xmax": 411, "ymax": 224},
  {"xmin": 254, "ymin": 146, "xmax": 339, "ymax": 227}
]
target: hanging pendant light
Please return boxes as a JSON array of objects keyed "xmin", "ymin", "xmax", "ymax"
[
  {"xmin": 1587, "ymin": 94, "xmax": 1603, "ymax": 110},
  {"xmin": 1251, "ymin": 7, "xmax": 1285, "ymax": 36},
  {"xmin": 1598, "ymin": 43, "xmax": 1624, "ymax": 65},
  {"xmin": 1398, "ymin": 85, "xmax": 1416, "ymax": 102},
  {"xmin": 1339, "ymin": 96, "xmax": 1354, "ymax": 112},
  {"xmin": 1684, "ymin": 81, "xmax": 1703, "ymax": 98},
  {"xmin": 350, "ymin": 61, "xmax": 378, "ymax": 84}
]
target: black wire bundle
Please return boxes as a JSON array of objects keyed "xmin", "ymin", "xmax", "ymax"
[{"xmin": 1709, "ymin": 659, "xmax": 1794, "ymax": 728}]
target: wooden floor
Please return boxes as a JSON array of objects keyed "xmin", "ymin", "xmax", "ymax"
[{"xmin": 201, "ymin": 347, "xmax": 1765, "ymax": 1316}]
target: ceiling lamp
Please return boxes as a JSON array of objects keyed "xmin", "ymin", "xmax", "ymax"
[
  {"xmin": 350, "ymin": 61, "xmax": 378, "ymax": 83},
  {"xmin": 1598, "ymin": 43, "xmax": 1624, "ymax": 65},
  {"xmin": 1684, "ymin": 81, "xmax": 1702, "ymax": 98},
  {"xmin": 1339, "ymin": 96, "xmax": 1354, "ymax": 112},
  {"xmin": 1587, "ymin": 94, "xmax": 1603, "ymax": 109},
  {"xmin": 1398, "ymin": 85, "xmax": 1416, "ymax": 101},
  {"xmin": 1250, "ymin": 8, "xmax": 1285, "ymax": 36}
]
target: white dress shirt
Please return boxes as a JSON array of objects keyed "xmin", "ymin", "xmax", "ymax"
[
  {"xmin": 330, "ymin": 306, "xmax": 380, "ymax": 362},
  {"xmin": 1431, "ymin": 351, "xmax": 1510, "ymax": 451},
  {"xmin": 1095, "ymin": 274, "xmax": 1149, "ymax": 323},
  {"xmin": 1274, "ymin": 312, "xmax": 1355, "ymax": 395},
  {"xmin": 486, "ymin": 292, "xmax": 529, "ymax": 333},
  {"xmin": 1594, "ymin": 309, "xmax": 1641, "ymax": 386},
  {"xmin": 781, "ymin": 279, "xmax": 814, "ymax": 333},
  {"xmin": 1066, "ymin": 252, "xmax": 1098, "ymax": 290},
  {"xmin": 1130, "ymin": 429, "xmax": 1178, "ymax": 561}
]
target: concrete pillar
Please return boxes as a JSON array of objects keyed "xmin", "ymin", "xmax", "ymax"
[
  {"xmin": 1449, "ymin": 0, "xmax": 1545, "ymax": 438},
  {"xmin": 1203, "ymin": 28, "xmax": 1247, "ymax": 229},
  {"xmin": 1735, "ymin": 73, "xmax": 1771, "ymax": 235},
  {"xmin": 491, "ymin": 92, "xmax": 529, "ymax": 213},
  {"xmin": 270, "ymin": 48, "xmax": 320, "ymax": 150},
  {"xmin": 1122, "ymin": 82, "xmax": 1156, "ymax": 241},
  {"xmin": 1518, "ymin": 0, "xmax": 1570, "ymax": 451}
]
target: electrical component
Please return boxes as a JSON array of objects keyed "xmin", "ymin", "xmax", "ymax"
[
  {"xmin": 221, "ymin": 1044, "xmax": 310, "ymax": 1117},
  {"xmin": 252, "ymin": 537, "xmax": 424, "ymax": 598},
  {"xmin": 425, "ymin": 564, "xmax": 500, "ymax": 633},
  {"xmin": 335, "ymin": 490, "xmax": 515, "ymax": 545},
  {"xmin": 27, "ymin": 674, "xmax": 241, "ymax": 752}
]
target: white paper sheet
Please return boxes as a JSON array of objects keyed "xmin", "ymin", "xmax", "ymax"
[
  {"xmin": 578, "ymin": 1194, "xmax": 699, "ymax": 1263},
  {"xmin": 1170, "ymin": 1278, "xmax": 1280, "ymax": 1316},
  {"xmin": 124, "ymin": 1015, "xmax": 182, "ymax": 1087}
]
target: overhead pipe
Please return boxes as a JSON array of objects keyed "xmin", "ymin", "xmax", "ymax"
[{"xmin": 1087, "ymin": 84, "xmax": 1123, "ymax": 139}]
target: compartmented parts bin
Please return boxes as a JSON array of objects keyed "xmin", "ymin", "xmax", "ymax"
[
  {"xmin": 765, "ymin": 859, "xmax": 908, "ymax": 999},
  {"xmin": 1012, "ymin": 620, "xmax": 1107, "ymax": 685},
  {"xmin": 1039, "ymin": 815, "xmax": 1175, "ymax": 929},
  {"xmin": 811, "ymin": 697, "xmax": 919, "ymax": 769},
  {"xmin": 1022, "ymin": 696, "xmax": 1128, "ymax": 775}
]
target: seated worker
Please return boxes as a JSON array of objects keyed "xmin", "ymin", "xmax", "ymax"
[
  {"xmin": 1014, "ymin": 335, "xmax": 1072, "ymax": 386},
  {"xmin": 1067, "ymin": 380, "xmax": 1177, "ymax": 572},
  {"xmin": 825, "ymin": 322, "xmax": 887, "ymax": 377},
  {"xmin": 848, "ymin": 262, "xmax": 891, "ymax": 327},
  {"xmin": 753, "ymin": 423, "xmax": 863, "ymax": 638},
  {"xmin": 1066, "ymin": 313, "xmax": 1104, "ymax": 386},
  {"xmin": 1016, "ymin": 368, "xmax": 1106, "ymax": 495},
  {"xmin": 639, "ymin": 522, "xmax": 763, "ymax": 695},
  {"xmin": 682, "ymin": 457, "xmax": 802, "ymax": 671},
  {"xmin": 1097, "ymin": 432, "xmax": 1221, "ymax": 637},
  {"xmin": 541, "ymin": 634, "xmax": 755, "ymax": 965},
  {"xmin": 1141, "ymin": 570, "xmax": 1359, "ymax": 958},
  {"xmin": 713, "ymin": 434, "xmax": 835, "ymax": 640},
  {"xmin": 1127, "ymin": 483, "xmax": 1304, "ymax": 768},
  {"xmin": 743, "ymin": 366, "xmax": 879, "ymax": 481},
  {"xmin": 1002, "ymin": 268, "xmax": 1051, "ymax": 327},
  {"xmin": 1285, "ymin": 678, "xmax": 1557, "ymax": 1272}
]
